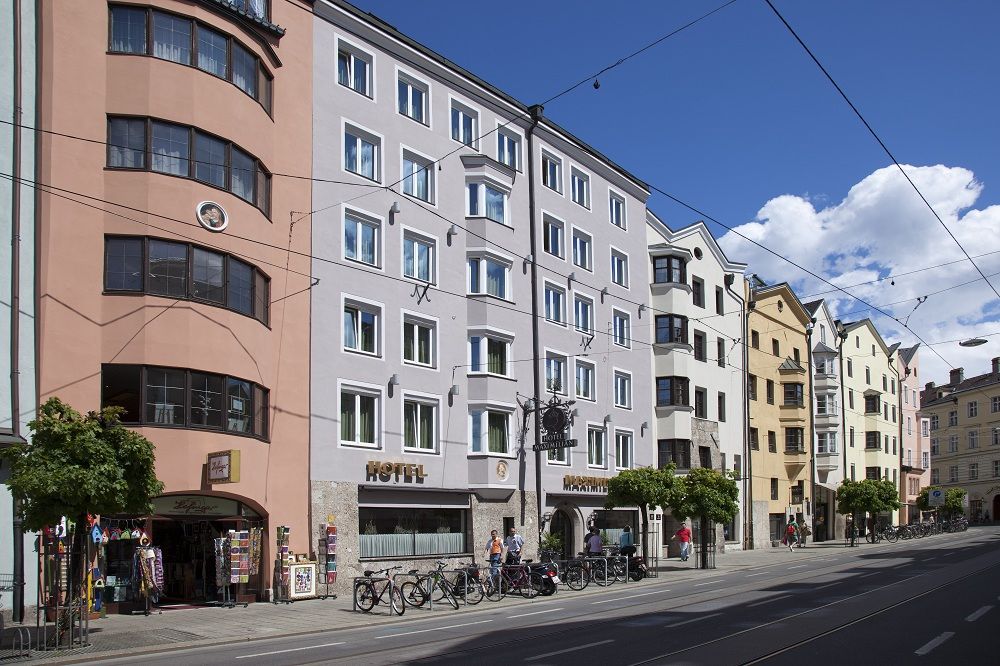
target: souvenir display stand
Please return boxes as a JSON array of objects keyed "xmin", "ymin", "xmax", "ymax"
[
  {"xmin": 272, "ymin": 525, "xmax": 293, "ymax": 604},
  {"xmin": 316, "ymin": 516, "xmax": 338, "ymax": 600},
  {"xmin": 37, "ymin": 519, "xmax": 90, "ymax": 651}
]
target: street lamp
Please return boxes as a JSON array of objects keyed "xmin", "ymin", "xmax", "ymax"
[{"xmin": 960, "ymin": 338, "xmax": 987, "ymax": 347}]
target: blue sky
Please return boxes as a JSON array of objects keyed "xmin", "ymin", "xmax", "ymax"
[{"xmin": 350, "ymin": 0, "xmax": 1000, "ymax": 382}]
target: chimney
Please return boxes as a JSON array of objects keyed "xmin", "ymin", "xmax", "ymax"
[
  {"xmin": 949, "ymin": 368, "xmax": 964, "ymax": 385},
  {"xmin": 993, "ymin": 357, "xmax": 1000, "ymax": 375},
  {"xmin": 925, "ymin": 381, "xmax": 935, "ymax": 392}
]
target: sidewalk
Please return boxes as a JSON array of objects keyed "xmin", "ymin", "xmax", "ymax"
[{"xmin": 0, "ymin": 537, "xmax": 908, "ymax": 664}]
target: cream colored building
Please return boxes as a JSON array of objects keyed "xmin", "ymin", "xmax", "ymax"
[
  {"xmin": 841, "ymin": 320, "xmax": 901, "ymax": 525},
  {"xmin": 747, "ymin": 280, "xmax": 813, "ymax": 547}
]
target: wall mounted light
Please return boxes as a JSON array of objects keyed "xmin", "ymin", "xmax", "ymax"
[
  {"xmin": 640, "ymin": 421, "xmax": 648, "ymax": 436},
  {"xmin": 449, "ymin": 384, "xmax": 460, "ymax": 397},
  {"xmin": 567, "ymin": 272, "xmax": 576, "ymax": 285},
  {"xmin": 638, "ymin": 304, "xmax": 646, "ymax": 318},
  {"xmin": 603, "ymin": 414, "xmax": 612, "ymax": 425},
  {"xmin": 523, "ymin": 254, "xmax": 534, "ymax": 270},
  {"xmin": 390, "ymin": 201, "xmax": 400, "ymax": 214},
  {"xmin": 389, "ymin": 374, "xmax": 400, "ymax": 386},
  {"xmin": 448, "ymin": 224, "xmax": 459, "ymax": 239}
]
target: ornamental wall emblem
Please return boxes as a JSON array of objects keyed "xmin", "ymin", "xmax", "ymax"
[
  {"xmin": 197, "ymin": 201, "xmax": 228, "ymax": 232},
  {"xmin": 496, "ymin": 460, "xmax": 509, "ymax": 481}
]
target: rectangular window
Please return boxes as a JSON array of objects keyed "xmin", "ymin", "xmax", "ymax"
[
  {"xmin": 470, "ymin": 409, "xmax": 511, "ymax": 454},
  {"xmin": 771, "ymin": 478, "xmax": 778, "ymax": 501},
  {"xmin": 402, "ymin": 151, "xmax": 433, "ymax": 202},
  {"xmin": 403, "ymin": 232, "xmax": 434, "ymax": 283},
  {"xmin": 397, "ymin": 74, "xmax": 428, "ymax": 124},
  {"xmin": 768, "ymin": 431, "xmax": 777, "ymax": 453},
  {"xmin": 104, "ymin": 237, "xmax": 144, "ymax": 291},
  {"xmin": 949, "ymin": 466, "xmax": 958, "ymax": 483},
  {"xmin": 574, "ymin": 295, "xmax": 594, "ymax": 334},
  {"xmin": 614, "ymin": 371, "xmax": 632, "ymax": 409},
  {"xmin": 785, "ymin": 428, "xmax": 804, "ymax": 453},
  {"xmin": 610, "ymin": 250, "xmax": 629, "ymax": 288},
  {"xmin": 338, "ymin": 45, "xmax": 372, "ymax": 97},
  {"xmin": 692, "ymin": 277, "xmax": 704, "ymax": 307},
  {"xmin": 231, "ymin": 42, "xmax": 258, "ymax": 100},
  {"xmin": 699, "ymin": 446, "xmax": 712, "ymax": 469},
  {"xmin": 994, "ymin": 460, "xmax": 1000, "ymax": 478},
  {"xmin": 612, "ymin": 310, "xmax": 630, "ymax": 348},
  {"xmin": 358, "ymin": 507, "xmax": 466, "ymax": 559},
  {"xmin": 571, "ymin": 168, "xmax": 590, "ymax": 208},
  {"xmin": 866, "ymin": 467, "xmax": 880, "ymax": 481},
  {"xmin": 576, "ymin": 361, "xmax": 595, "ymax": 400},
  {"xmin": 147, "ymin": 239, "xmax": 188, "ymax": 297},
  {"xmin": 693, "ymin": 331, "xmax": 706, "ymax": 362},
  {"xmin": 189, "ymin": 372, "xmax": 224, "ymax": 428},
  {"xmin": 766, "ymin": 379, "xmax": 774, "ymax": 404},
  {"xmin": 772, "ymin": 339, "xmax": 780, "ymax": 358},
  {"xmin": 108, "ymin": 117, "xmax": 146, "ymax": 169},
  {"xmin": 694, "ymin": 387, "xmax": 707, "ymax": 419},
  {"xmin": 969, "ymin": 401, "xmax": 979, "ymax": 418},
  {"xmin": 715, "ymin": 286, "xmax": 724, "ymax": 316},
  {"xmin": 497, "ymin": 129, "xmax": 520, "ymax": 169},
  {"xmin": 545, "ymin": 353, "xmax": 567, "ymax": 394},
  {"xmin": 994, "ymin": 428, "xmax": 1000, "ymax": 446},
  {"xmin": 615, "ymin": 431, "xmax": 633, "ymax": 470},
  {"xmin": 717, "ymin": 338, "xmax": 726, "ymax": 368},
  {"xmin": 652, "ymin": 256, "xmax": 685, "ymax": 284},
  {"xmin": 541, "ymin": 152, "xmax": 562, "ymax": 192},
  {"xmin": 344, "ymin": 125, "xmax": 379, "ymax": 181},
  {"xmin": 197, "ymin": 25, "xmax": 228, "ymax": 78},
  {"xmin": 850, "ymin": 427, "xmax": 855, "ymax": 447},
  {"xmin": 344, "ymin": 213, "xmax": 379, "ymax": 267},
  {"xmin": 226, "ymin": 377, "xmax": 252, "ymax": 434},
  {"xmin": 609, "ymin": 193, "xmax": 626, "ymax": 229},
  {"xmin": 469, "ymin": 335, "xmax": 509, "ymax": 376},
  {"xmin": 817, "ymin": 432, "xmax": 837, "ymax": 454},
  {"xmin": 543, "ymin": 217, "xmax": 565, "ymax": 258},
  {"xmin": 403, "ymin": 399, "xmax": 437, "ymax": 451},
  {"xmin": 783, "ymin": 383, "xmax": 804, "ymax": 407},
  {"xmin": 344, "ymin": 303, "xmax": 378, "ymax": 355},
  {"xmin": 969, "ymin": 430, "xmax": 979, "ymax": 449},
  {"xmin": 152, "ymin": 11, "xmax": 191, "ymax": 65},
  {"xmin": 656, "ymin": 377, "xmax": 688, "ymax": 407},
  {"xmin": 588, "ymin": 427, "xmax": 606, "ymax": 468},
  {"xmin": 848, "ymin": 390, "xmax": 854, "ymax": 410},
  {"xmin": 193, "ymin": 131, "xmax": 226, "ymax": 187},
  {"xmin": 227, "ymin": 258, "xmax": 253, "ymax": 316},
  {"xmin": 748, "ymin": 375, "xmax": 758, "ymax": 401},
  {"xmin": 949, "ymin": 411, "xmax": 958, "ymax": 426},
  {"xmin": 468, "ymin": 256, "xmax": 509, "ymax": 300},
  {"xmin": 993, "ymin": 396, "xmax": 1000, "ymax": 413},
  {"xmin": 403, "ymin": 319, "xmax": 435, "ymax": 367},
  {"xmin": 110, "ymin": 6, "xmax": 147, "ymax": 54},
  {"xmin": 191, "ymin": 247, "xmax": 225, "ymax": 304},
  {"xmin": 931, "ymin": 468, "xmax": 938, "ymax": 484},
  {"xmin": 718, "ymin": 393, "xmax": 726, "ymax": 422},
  {"xmin": 572, "ymin": 229, "xmax": 592, "ymax": 271},
  {"xmin": 451, "ymin": 101, "xmax": 478, "ymax": 148},
  {"xmin": 341, "ymin": 389, "xmax": 378, "ymax": 447},
  {"xmin": 751, "ymin": 330, "xmax": 760, "ymax": 349},
  {"xmin": 847, "ymin": 359, "xmax": 853, "ymax": 377},
  {"xmin": 866, "ymin": 431, "xmax": 880, "ymax": 449},
  {"xmin": 151, "ymin": 120, "xmax": 189, "ymax": 176},
  {"xmin": 544, "ymin": 283, "xmax": 566, "ymax": 324},
  {"xmin": 948, "ymin": 435, "xmax": 958, "ymax": 453},
  {"xmin": 656, "ymin": 315, "xmax": 687, "ymax": 345},
  {"xmin": 866, "ymin": 367, "xmax": 871, "ymax": 385},
  {"xmin": 145, "ymin": 367, "xmax": 186, "ymax": 425},
  {"xmin": 749, "ymin": 428, "xmax": 759, "ymax": 450}
]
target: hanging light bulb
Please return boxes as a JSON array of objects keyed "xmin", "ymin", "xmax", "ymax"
[{"xmin": 593, "ymin": 79, "xmax": 600, "ymax": 89}]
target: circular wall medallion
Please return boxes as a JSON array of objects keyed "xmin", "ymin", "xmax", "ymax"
[
  {"xmin": 196, "ymin": 201, "xmax": 228, "ymax": 232},
  {"xmin": 542, "ymin": 406, "xmax": 567, "ymax": 433},
  {"xmin": 496, "ymin": 460, "xmax": 509, "ymax": 481},
  {"xmin": 693, "ymin": 247, "xmax": 703, "ymax": 259}
]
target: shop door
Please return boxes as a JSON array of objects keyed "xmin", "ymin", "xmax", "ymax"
[
  {"xmin": 550, "ymin": 509, "xmax": 574, "ymax": 559},
  {"xmin": 993, "ymin": 495, "xmax": 1000, "ymax": 522}
]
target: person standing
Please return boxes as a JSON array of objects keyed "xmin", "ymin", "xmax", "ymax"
[
  {"xmin": 503, "ymin": 526, "xmax": 524, "ymax": 564},
  {"xmin": 484, "ymin": 530, "xmax": 503, "ymax": 576},
  {"xmin": 619, "ymin": 526, "xmax": 636, "ymax": 557},
  {"xmin": 783, "ymin": 517, "xmax": 797, "ymax": 552},
  {"xmin": 584, "ymin": 527, "xmax": 603, "ymax": 556},
  {"xmin": 672, "ymin": 522, "xmax": 692, "ymax": 561},
  {"xmin": 797, "ymin": 520, "xmax": 811, "ymax": 548}
]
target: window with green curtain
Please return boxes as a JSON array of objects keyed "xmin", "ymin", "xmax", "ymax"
[
  {"xmin": 342, "ymin": 391, "xmax": 376, "ymax": 445},
  {"xmin": 340, "ymin": 391, "xmax": 355, "ymax": 441},
  {"xmin": 419, "ymin": 403, "xmax": 434, "ymax": 449},
  {"xmin": 417, "ymin": 325, "xmax": 431, "ymax": 364},
  {"xmin": 487, "ymin": 338, "xmax": 506, "ymax": 375},
  {"xmin": 403, "ymin": 322, "xmax": 415, "ymax": 362},
  {"xmin": 404, "ymin": 401, "xmax": 416, "ymax": 448},
  {"xmin": 405, "ymin": 400, "xmax": 435, "ymax": 450},
  {"xmin": 358, "ymin": 394, "xmax": 375, "ymax": 444},
  {"xmin": 488, "ymin": 412, "xmax": 508, "ymax": 453}
]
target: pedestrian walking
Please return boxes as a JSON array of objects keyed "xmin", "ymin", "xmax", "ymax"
[
  {"xmin": 503, "ymin": 526, "xmax": 524, "ymax": 564},
  {"xmin": 485, "ymin": 529, "xmax": 503, "ymax": 575},
  {"xmin": 672, "ymin": 522, "xmax": 692, "ymax": 561},
  {"xmin": 782, "ymin": 517, "xmax": 797, "ymax": 552},
  {"xmin": 619, "ymin": 525, "xmax": 636, "ymax": 557},
  {"xmin": 584, "ymin": 527, "xmax": 603, "ymax": 556},
  {"xmin": 797, "ymin": 520, "xmax": 811, "ymax": 548}
]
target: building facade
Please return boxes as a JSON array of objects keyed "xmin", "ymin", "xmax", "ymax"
[
  {"xmin": 897, "ymin": 345, "xmax": 927, "ymax": 523},
  {"xmin": 647, "ymin": 217, "xmax": 747, "ymax": 553},
  {"xmin": 922, "ymin": 360, "xmax": 1000, "ymax": 521},
  {"xmin": 35, "ymin": 0, "xmax": 314, "ymax": 605},
  {"xmin": 308, "ymin": 0, "xmax": 653, "ymax": 586},
  {"xmin": 746, "ymin": 281, "xmax": 812, "ymax": 547},
  {"xmin": 840, "ymin": 320, "xmax": 900, "ymax": 525}
]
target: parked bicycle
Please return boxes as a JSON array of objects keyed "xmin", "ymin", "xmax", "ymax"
[
  {"xmin": 354, "ymin": 566, "xmax": 404, "ymax": 615},
  {"xmin": 399, "ymin": 561, "xmax": 463, "ymax": 610},
  {"xmin": 484, "ymin": 562, "xmax": 542, "ymax": 600}
]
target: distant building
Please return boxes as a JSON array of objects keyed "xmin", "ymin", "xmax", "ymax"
[{"xmin": 897, "ymin": 345, "xmax": 927, "ymax": 523}]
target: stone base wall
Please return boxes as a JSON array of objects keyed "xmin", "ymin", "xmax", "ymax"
[{"xmin": 751, "ymin": 500, "xmax": 773, "ymax": 549}]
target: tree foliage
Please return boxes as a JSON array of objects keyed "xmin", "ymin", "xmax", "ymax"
[
  {"xmin": 666, "ymin": 467, "xmax": 740, "ymax": 524},
  {"xmin": 836, "ymin": 479, "xmax": 901, "ymax": 516},
  {"xmin": 605, "ymin": 465, "xmax": 676, "ymax": 513},
  {"xmin": 1, "ymin": 397, "xmax": 164, "ymax": 532},
  {"xmin": 915, "ymin": 486, "xmax": 966, "ymax": 517}
]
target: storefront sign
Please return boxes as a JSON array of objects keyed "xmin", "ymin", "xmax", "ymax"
[
  {"xmin": 207, "ymin": 450, "xmax": 240, "ymax": 484},
  {"xmin": 366, "ymin": 460, "xmax": 429, "ymax": 482},
  {"xmin": 152, "ymin": 495, "xmax": 239, "ymax": 517},
  {"xmin": 533, "ymin": 395, "xmax": 576, "ymax": 452},
  {"xmin": 563, "ymin": 475, "xmax": 609, "ymax": 492}
]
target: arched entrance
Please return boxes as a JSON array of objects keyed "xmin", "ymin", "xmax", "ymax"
[
  {"xmin": 992, "ymin": 494, "xmax": 1000, "ymax": 522},
  {"xmin": 550, "ymin": 509, "xmax": 574, "ymax": 559}
]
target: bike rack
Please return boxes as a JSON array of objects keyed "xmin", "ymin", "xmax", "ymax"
[
  {"xmin": 392, "ymin": 570, "xmax": 429, "ymax": 613},
  {"xmin": 581, "ymin": 557, "xmax": 611, "ymax": 586},
  {"xmin": 352, "ymin": 575, "xmax": 395, "ymax": 615}
]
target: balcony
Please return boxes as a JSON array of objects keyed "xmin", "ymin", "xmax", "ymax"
[{"xmin": 816, "ymin": 450, "xmax": 840, "ymax": 472}]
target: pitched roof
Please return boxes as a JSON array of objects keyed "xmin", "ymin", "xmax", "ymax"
[
  {"xmin": 899, "ymin": 344, "xmax": 920, "ymax": 365},
  {"xmin": 803, "ymin": 299, "xmax": 823, "ymax": 316},
  {"xmin": 778, "ymin": 357, "xmax": 805, "ymax": 372},
  {"xmin": 812, "ymin": 341, "xmax": 838, "ymax": 355},
  {"xmin": 922, "ymin": 370, "xmax": 1000, "ymax": 408}
]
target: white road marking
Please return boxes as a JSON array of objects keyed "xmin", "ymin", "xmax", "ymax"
[
  {"xmin": 924, "ymin": 556, "xmax": 938, "ymax": 561},
  {"xmin": 914, "ymin": 632, "xmax": 955, "ymax": 656},
  {"xmin": 235, "ymin": 642, "xmax": 346, "ymax": 659},
  {"xmin": 591, "ymin": 589, "xmax": 669, "ymax": 604},
  {"xmin": 859, "ymin": 571, "xmax": 879, "ymax": 578},
  {"xmin": 966, "ymin": 605, "xmax": 993, "ymax": 622},
  {"xmin": 788, "ymin": 565, "xmax": 808, "ymax": 569},
  {"xmin": 748, "ymin": 594, "xmax": 793, "ymax": 608},
  {"xmin": 375, "ymin": 619, "xmax": 491, "ymax": 639},
  {"xmin": 508, "ymin": 608, "xmax": 563, "ymax": 619},
  {"xmin": 665, "ymin": 612, "xmax": 723, "ymax": 627},
  {"xmin": 813, "ymin": 582, "xmax": 840, "ymax": 591},
  {"xmin": 694, "ymin": 579, "xmax": 724, "ymax": 587},
  {"xmin": 746, "ymin": 572, "xmax": 768, "ymax": 577},
  {"xmin": 525, "ymin": 639, "xmax": 614, "ymax": 662}
]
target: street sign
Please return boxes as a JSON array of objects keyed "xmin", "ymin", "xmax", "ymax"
[
  {"xmin": 928, "ymin": 489, "xmax": 945, "ymax": 507},
  {"xmin": 533, "ymin": 438, "xmax": 578, "ymax": 452}
]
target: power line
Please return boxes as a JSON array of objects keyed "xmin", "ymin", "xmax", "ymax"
[{"xmin": 762, "ymin": 0, "xmax": 1000, "ymax": 306}]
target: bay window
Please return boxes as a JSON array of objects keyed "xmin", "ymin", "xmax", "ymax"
[
  {"xmin": 655, "ymin": 314, "xmax": 688, "ymax": 344},
  {"xmin": 656, "ymin": 376, "xmax": 689, "ymax": 407},
  {"xmin": 469, "ymin": 334, "xmax": 509, "ymax": 376},
  {"xmin": 467, "ymin": 181, "xmax": 508, "ymax": 224},
  {"xmin": 468, "ymin": 255, "xmax": 510, "ymax": 300},
  {"xmin": 653, "ymin": 255, "xmax": 685, "ymax": 284},
  {"xmin": 470, "ymin": 409, "xmax": 511, "ymax": 454}
]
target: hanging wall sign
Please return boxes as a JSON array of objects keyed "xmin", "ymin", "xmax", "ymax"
[
  {"xmin": 533, "ymin": 394, "xmax": 577, "ymax": 452},
  {"xmin": 152, "ymin": 495, "xmax": 240, "ymax": 517},
  {"xmin": 207, "ymin": 450, "xmax": 241, "ymax": 484},
  {"xmin": 196, "ymin": 201, "xmax": 229, "ymax": 232}
]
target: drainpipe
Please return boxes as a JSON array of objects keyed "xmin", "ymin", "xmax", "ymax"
[
  {"xmin": 10, "ymin": 0, "xmax": 25, "ymax": 624},
  {"xmin": 805, "ymin": 321, "xmax": 815, "ymax": 542},
  {"xmin": 725, "ymin": 275, "xmax": 750, "ymax": 549},
  {"xmin": 837, "ymin": 329, "xmax": 848, "ymax": 533},
  {"xmin": 526, "ymin": 105, "xmax": 544, "ymax": 550},
  {"xmin": 890, "ymin": 355, "xmax": 903, "ymax": 522},
  {"xmin": 744, "ymin": 281, "xmax": 756, "ymax": 548}
]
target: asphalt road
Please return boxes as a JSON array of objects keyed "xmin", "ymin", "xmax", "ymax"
[{"xmin": 89, "ymin": 527, "xmax": 1000, "ymax": 665}]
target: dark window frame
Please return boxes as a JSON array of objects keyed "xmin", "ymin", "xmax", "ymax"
[
  {"xmin": 101, "ymin": 363, "xmax": 269, "ymax": 441},
  {"xmin": 694, "ymin": 387, "xmax": 708, "ymax": 419},
  {"xmin": 655, "ymin": 376, "xmax": 689, "ymax": 407},
  {"xmin": 108, "ymin": 4, "xmax": 273, "ymax": 115},
  {"xmin": 782, "ymin": 382, "xmax": 804, "ymax": 407},
  {"xmin": 103, "ymin": 235, "xmax": 270, "ymax": 325},
  {"xmin": 657, "ymin": 439, "xmax": 691, "ymax": 470},
  {"xmin": 654, "ymin": 314, "xmax": 688, "ymax": 344},
  {"xmin": 652, "ymin": 255, "xmax": 685, "ymax": 284},
  {"xmin": 784, "ymin": 427, "xmax": 804, "ymax": 453},
  {"xmin": 691, "ymin": 276, "xmax": 705, "ymax": 307}
]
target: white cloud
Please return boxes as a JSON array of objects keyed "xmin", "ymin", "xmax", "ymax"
[{"xmin": 720, "ymin": 164, "xmax": 1000, "ymax": 385}]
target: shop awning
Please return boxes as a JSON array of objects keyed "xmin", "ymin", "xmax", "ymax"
[{"xmin": 359, "ymin": 487, "xmax": 472, "ymax": 509}]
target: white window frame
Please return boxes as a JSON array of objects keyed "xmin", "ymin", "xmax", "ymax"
[
  {"xmin": 543, "ymin": 281, "xmax": 567, "ymax": 326},
  {"xmin": 401, "ymin": 225, "xmax": 437, "ymax": 285},
  {"xmin": 401, "ymin": 391, "xmax": 440, "ymax": 453},
  {"xmin": 338, "ymin": 380, "xmax": 383, "ymax": 449},
  {"xmin": 541, "ymin": 150, "xmax": 563, "ymax": 194},
  {"xmin": 401, "ymin": 310, "xmax": 438, "ymax": 370},
  {"xmin": 466, "ymin": 178, "xmax": 511, "ymax": 226},
  {"xmin": 342, "ymin": 119, "xmax": 382, "ymax": 183},
  {"xmin": 542, "ymin": 213, "xmax": 566, "ymax": 260},
  {"xmin": 575, "ymin": 359, "xmax": 596, "ymax": 401},
  {"xmin": 336, "ymin": 36, "xmax": 375, "ymax": 99},
  {"xmin": 467, "ymin": 326, "xmax": 514, "ymax": 378},
  {"xmin": 612, "ymin": 309, "xmax": 631, "ymax": 349},
  {"xmin": 468, "ymin": 402, "xmax": 516, "ymax": 457},
  {"xmin": 546, "ymin": 423, "xmax": 572, "ymax": 465},
  {"xmin": 449, "ymin": 95, "xmax": 480, "ymax": 149},
  {"xmin": 496, "ymin": 123, "xmax": 522, "ymax": 171},
  {"xmin": 545, "ymin": 349, "xmax": 568, "ymax": 395},
  {"xmin": 613, "ymin": 369, "xmax": 632, "ymax": 410},
  {"xmin": 342, "ymin": 294, "xmax": 383, "ymax": 358},
  {"xmin": 587, "ymin": 423, "xmax": 607, "ymax": 469},
  {"xmin": 570, "ymin": 166, "xmax": 591, "ymax": 209},
  {"xmin": 573, "ymin": 292, "xmax": 595, "ymax": 334},
  {"xmin": 400, "ymin": 145, "xmax": 435, "ymax": 204},
  {"xmin": 467, "ymin": 250, "xmax": 513, "ymax": 301},
  {"xmin": 396, "ymin": 67, "xmax": 430, "ymax": 126},
  {"xmin": 342, "ymin": 206, "xmax": 383, "ymax": 270},
  {"xmin": 571, "ymin": 225, "xmax": 593, "ymax": 272},
  {"xmin": 615, "ymin": 428, "xmax": 634, "ymax": 470},
  {"xmin": 610, "ymin": 246, "xmax": 630, "ymax": 289},
  {"xmin": 609, "ymin": 189, "xmax": 627, "ymax": 230}
]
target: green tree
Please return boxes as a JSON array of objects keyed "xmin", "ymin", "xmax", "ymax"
[
  {"xmin": 1, "ymin": 398, "xmax": 164, "ymax": 597},
  {"xmin": 666, "ymin": 467, "xmax": 740, "ymax": 568},
  {"xmin": 915, "ymin": 486, "xmax": 966, "ymax": 518},
  {"xmin": 836, "ymin": 479, "xmax": 902, "ymax": 543},
  {"xmin": 605, "ymin": 465, "xmax": 676, "ymax": 560}
]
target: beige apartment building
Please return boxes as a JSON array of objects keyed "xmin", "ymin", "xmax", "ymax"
[
  {"xmin": 897, "ymin": 345, "xmax": 928, "ymax": 522},
  {"xmin": 747, "ymin": 280, "xmax": 813, "ymax": 547},
  {"xmin": 841, "ymin": 320, "xmax": 901, "ymax": 525},
  {"xmin": 922, "ymin": 360, "xmax": 1000, "ymax": 521}
]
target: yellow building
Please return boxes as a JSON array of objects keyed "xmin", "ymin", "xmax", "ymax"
[
  {"xmin": 747, "ymin": 281, "xmax": 813, "ymax": 547},
  {"xmin": 840, "ymin": 320, "xmax": 901, "ymax": 526}
]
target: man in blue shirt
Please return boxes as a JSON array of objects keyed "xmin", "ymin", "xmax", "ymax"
[
  {"xmin": 619, "ymin": 525, "xmax": 636, "ymax": 556},
  {"xmin": 504, "ymin": 527, "xmax": 525, "ymax": 564}
]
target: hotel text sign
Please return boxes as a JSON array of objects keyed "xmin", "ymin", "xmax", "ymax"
[
  {"xmin": 563, "ymin": 475, "xmax": 609, "ymax": 493},
  {"xmin": 366, "ymin": 460, "xmax": 429, "ymax": 482}
]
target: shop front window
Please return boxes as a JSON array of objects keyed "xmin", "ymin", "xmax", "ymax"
[{"xmin": 359, "ymin": 507, "xmax": 468, "ymax": 558}]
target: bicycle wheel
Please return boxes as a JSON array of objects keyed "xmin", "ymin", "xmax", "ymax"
[
  {"xmin": 461, "ymin": 579, "xmax": 485, "ymax": 605},
  {"xmin": 354, "ymin": 581, "xmax": 376, "ymax": 612},
  {"xmin": 564, "ymin": 564, "xmax": 589, "ymax": 591},
  {"xmin": 400, "ymin": 580, "xmax": 427, "ymax": 608},
  {"xmin": 431, "ymin": 576, "xmax": 448, "ymax": 603},
  {"xmin": 440, "ymin": 582, "xmax": 460, "ymax": 610},
  {"xmin": 886, "ymin": 529, "xmax": 899, "ymax": 543},
  {"xmin": 592, "ymin": 563, "xmax": 610, "ymax": 587},
  {"xmin": 390, "ymin": 584, "xmax": 405, "ymax": 616},
  {"xmin": 524, "ymin": 573, "xmax": 545, "ymax": 599},
  {"xmin": 484, "ymin": 573, "xmax": 504, "ymax": 601},
  {"xmin": 612, "ymin": 560, "xmax": 627, "ymax": 583}
]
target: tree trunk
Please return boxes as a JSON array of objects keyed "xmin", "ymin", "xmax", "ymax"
[
  {"xmin": 700, "ymin": 516, "xmax": 710, "ymax": 569},
  {"xmin": 639, "ymin": 504, "xmax": 649, "ymax": 563}
]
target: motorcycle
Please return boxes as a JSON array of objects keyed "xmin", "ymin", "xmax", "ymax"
[
  {"xmin": 609, "ymin": 545, "xmax": 648, "ymax": 581},
  {"xmin": 523, "ymin": 559, "xmax": 560, "ymax": 595}
]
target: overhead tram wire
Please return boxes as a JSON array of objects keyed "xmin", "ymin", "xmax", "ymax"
[{"xmin": 762, "ymin": 0, "xmax": 1000, "ymax": 305}]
